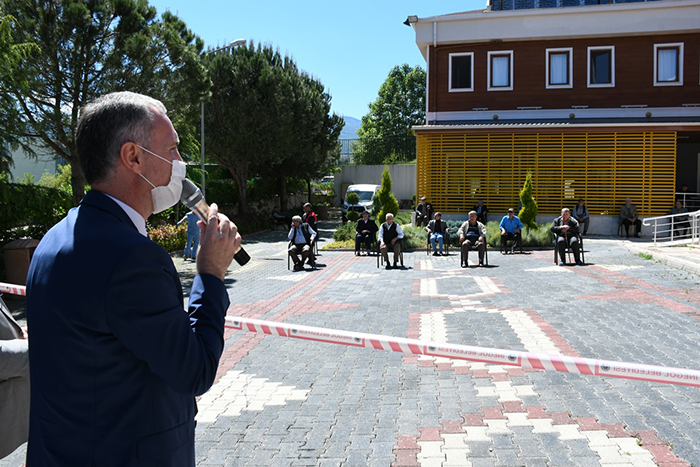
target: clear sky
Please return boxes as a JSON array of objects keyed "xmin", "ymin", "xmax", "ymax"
[{"xmin": 147, "ymin": 0, "xmax": 486, "ymax": 120}]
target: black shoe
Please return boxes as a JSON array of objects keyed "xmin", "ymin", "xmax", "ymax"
[
  {"xmin": 293, "ymin": 264, "xmax": 303, "ymax": 271},
  {"xmin": 576, "ymin": 260, "xmax": 584, "ymax": 266},
  {"xmin": 634, "ymin": 233, "xmax": 640, "ymax": 238},
  {"xmin": 479, "ymin": 261, "xmax": 484, "ymax": 267},
  {"xmin": 393, "ymin": 263, "xmax": 399, "ymax": 268},
  {"xmin": 432, "ymin": 251, "xmax": 439, "ymax": 256},
  {"xmin": 385, "ymin": 264, "xmax": 392, "ymax": 270}
]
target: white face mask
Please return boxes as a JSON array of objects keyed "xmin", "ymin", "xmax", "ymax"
[{"xmin": 137, "ymin": 145, "xmax": 186, "ymax": 214}]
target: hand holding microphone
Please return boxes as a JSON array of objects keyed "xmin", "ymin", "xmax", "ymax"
[{"xmin": 181, "ymin": 179, "xmax": 249, "ymax": 276}]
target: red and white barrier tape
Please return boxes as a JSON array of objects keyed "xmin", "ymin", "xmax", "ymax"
[
  {"xmin": 0, "ymin": 282, "xmax": 26, "ymax": 296},
  {"xmin": 225, "ymin": 316, "xmax": 700, "ymax": 388}
]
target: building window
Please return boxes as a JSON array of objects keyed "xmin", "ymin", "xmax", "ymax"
[
  {"xmin": 654, "ymin": 43, "xmax": 683, "ymax": 86},
  {"xmin": 488, "ymin": 51, "xmax": 513, "ymax": 91},
  {"xmin": 449, "ymin": 53, "xmax": 474, "ymax": 92},
  {"xmin": 546, "ymin": 48, "xmax": 573, "ymax": 89},
  {"xmin": 587, "ymin": 46, "xmax": 614, "ymax": 88}
]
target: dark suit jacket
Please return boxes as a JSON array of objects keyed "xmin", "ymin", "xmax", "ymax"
[
  {"xmin": 356, "ymin": 218, "xmax": 378, "ymax": 237},
  {"xmin": 26, "ymin": 191, "xmax": 230, "ymax": 467}
]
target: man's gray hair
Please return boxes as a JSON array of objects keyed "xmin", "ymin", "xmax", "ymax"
[
  {"xmin": 303, "ymin": 203, "xmax": 312, "ymax": 209},
  {"xmin": 562, "ymin": 207, "xmax": 570, "ymax": 214},
  {"xmin": 468, "ymin": 210, "xmax": 477, "ymax": 216},
  {"xmin": 385, "ymin": 213, "xmax": 394, "ymax": 219},
  {"xmin": 76, "ymin": 91, "xmax": 167, "ymax": 184},
  {"xmin": 625, "ymin": 197, "xmax": 631, "ymax": 201},
  {"xmin": 292, "ymin": 215, "xmax": 302, "ymax": 223}
]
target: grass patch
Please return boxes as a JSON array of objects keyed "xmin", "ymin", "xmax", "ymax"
[{"xmin": 637, "ymin": 252, "xmax": 653, "ymax": 260}]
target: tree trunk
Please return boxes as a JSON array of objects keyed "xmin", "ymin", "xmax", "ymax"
[
  {"xmin": 278, "ymin": 176, "xmax": 288, "ymax": 211},
  {"xmin": 307, "ymin": 178, "xmax": 312, "ymax": 204},
  {"xmin": 70, "ymin": 162, "xmax": 86, "ymax": 206},
  {"xmin": 229, "ymin": 166, "xmax": 248, "ymax": 215}
]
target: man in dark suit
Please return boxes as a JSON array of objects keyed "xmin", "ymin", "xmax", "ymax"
[
  {"xmin": 25, "ymin": 92, "xmax": 240, "ymax": 467},
  {"xmin": 355, "ymin": 210, "xmax": 378, "ymax": 255}
]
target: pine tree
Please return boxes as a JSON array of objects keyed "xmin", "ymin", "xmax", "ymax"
[
  {"xmin": 518, "ymin": 170, "xmax": 539, "ymax": 230},
  {"xmin": 377, "ymin": 167, "xmax": 400, "ymax": 224}
]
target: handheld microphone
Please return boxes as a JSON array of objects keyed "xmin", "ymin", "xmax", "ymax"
[{"xmin": 180, "ymin": 179, "xmax": 250, "ymax": 266}]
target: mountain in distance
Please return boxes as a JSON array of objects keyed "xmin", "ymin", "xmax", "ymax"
[{"xmin": 340, "ymin": 116, "xmax": 361, "ymax": 140}]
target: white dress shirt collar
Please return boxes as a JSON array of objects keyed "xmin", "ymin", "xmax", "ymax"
[{"xmin": 103, "ymin": 194, "xmax": 148, "ymax": 237}]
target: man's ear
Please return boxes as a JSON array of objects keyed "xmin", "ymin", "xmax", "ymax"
[{"xmin": 120, "ymin": 142, "xmax": 143, "ymax": 174}]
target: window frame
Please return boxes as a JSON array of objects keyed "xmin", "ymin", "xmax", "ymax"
[
  {"xmin": 487, "ymin": 50, "xmax": 514, "ymax": 91},
  {"xmin": 545, "ymin": 47, "xmax": 573, "ymax": 89},
  {"xmin": 448, "ymin": 52, "xmax": 474, "ymax": 92},
  {"xmin": 587, "ymin": 46, "xmax": 615, "ymax": 88},
  {"xmin": 654, "ymin": 42, "xmax": 684, "ymax": 86}
]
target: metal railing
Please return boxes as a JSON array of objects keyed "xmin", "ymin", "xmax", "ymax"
[{"xmin": 642, "ymin": 208, "xmax": 700, "ymax": 245}]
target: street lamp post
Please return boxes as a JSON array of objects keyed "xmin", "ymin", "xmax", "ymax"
[{"xmin": 201, "ymin": 38, "xmax": 246, "ymax": 197}]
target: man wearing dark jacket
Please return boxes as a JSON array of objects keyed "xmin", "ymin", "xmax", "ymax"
[
  {"xmin": 551, "ymin": 208, "xmax": 583, "ymax": 266},
  {"xmin": 25, "ymin": 91, "xmax": 240, "ymax": 467},
  {"xmin": 355, "ymin": 210, "xmax": 378, "ymax": 255}
]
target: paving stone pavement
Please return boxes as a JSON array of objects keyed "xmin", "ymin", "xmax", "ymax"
[{"xmin": 3, "ymin": 223, "xmax": 700, "ymax": 466}]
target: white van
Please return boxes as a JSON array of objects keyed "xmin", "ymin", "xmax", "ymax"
[{"xmin": 342, "ymin": 184, "xmax": 381, "ymax": 221}]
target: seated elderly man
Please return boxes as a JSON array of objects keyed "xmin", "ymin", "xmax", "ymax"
[
  {"xmin": 288, "ymin": 215, "xmax": 317, "ymax": 271},
  {"xmin": 668, "ymin": 200, "xmax": 690, "ymax": 238},
  {"xmin": 458, "ymin": 211, "xmax": 487, "ymax": 267},
  {"xmin": 619, "ymin": 197, "xmax": 641, "ymax": 238},
  {"xmin": 355, "ymin": 210, "xmax": 378, "ymax": 255},
  {"xmin": 426, "ymin": 212, "xmax": 449, "ymax": 256},
  {"xmin": 551, "ymin": 208, "xmax": 583, "ymax": 266},
  {"xmin": 379, "ymin": 213, "xmax": 404, "ymax": 269},
  {"xmin": 499, "ymin": 208, "xmax": 523, "ymax": 254}
]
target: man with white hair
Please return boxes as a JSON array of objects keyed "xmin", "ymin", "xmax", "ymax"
[
  {"xmin": 551, "ymin": 208, "xmax": 583, "ymax": 266},
  {"xmin": 378, "ymin": 213, "xmax": 404, "ymax": 269},
  {"xmin": 288, "ymin": 215, "xmax": 316, "ymax": 271}
]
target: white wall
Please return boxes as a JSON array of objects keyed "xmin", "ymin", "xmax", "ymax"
[
  {"xmin": 8, "ymin": 145, "xmax": 58, "ymax": 182},
  {"xmin": 335, "ymin": 165, "xmax": 416, "ymax": 205}
]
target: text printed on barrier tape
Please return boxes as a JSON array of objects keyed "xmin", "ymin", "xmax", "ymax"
[{"xmin": 225, "ymin": 316, "xmax": 700, "ymax": 388}]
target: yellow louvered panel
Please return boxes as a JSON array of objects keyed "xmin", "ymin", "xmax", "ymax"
[{"xmin": 415, "ymin": 131, "xmax": 676, "ymax": 216}]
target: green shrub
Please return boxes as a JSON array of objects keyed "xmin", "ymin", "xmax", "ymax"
[
  {"xmin": 346, "ymin": 210, "xmax": 360, "ymax": 222},
  {"xmin": 485, "ymin": 221, "xmax": 553, "ymax": 247},
  {"xmin": 519, "ymin": 170, "xmax": 539, "ymax": 230},
  {"xmin": 377, "ymin": 166, "xmax": 399, "ymax": 224},
  {"xmin": 394, "ymin": 211, "xmax": 412, "ymax": 225},
  {"xmin": 346, "ymin": 191, "xmax": 360, "ymax": 205},
  {"xmin": 333, "ymin": 222, "xmax": 356, "ymax": 242},
  {"xmin": 149, "ymin": 223, "xmax": 187, "ymax": 252},
  {"xmin": 0, "ymin": 177, "xmax": 73, "ymax": 241},
  {"xmin": 401, "ymin": 226, "xmax": 428, "ymax": 250}
]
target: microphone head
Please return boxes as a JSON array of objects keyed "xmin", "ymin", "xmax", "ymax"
[{"xmin": 180, "ymin": 179, "xmax": 204, "ymax": 209}]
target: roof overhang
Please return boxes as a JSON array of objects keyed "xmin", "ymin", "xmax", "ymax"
[
  {"xmin": 413, "ymin": 121, "xmax": 700, "ymax": 135},
  {"xmin": 408, "ymin": 0, "xmax": 700, "ymax": 60}
]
